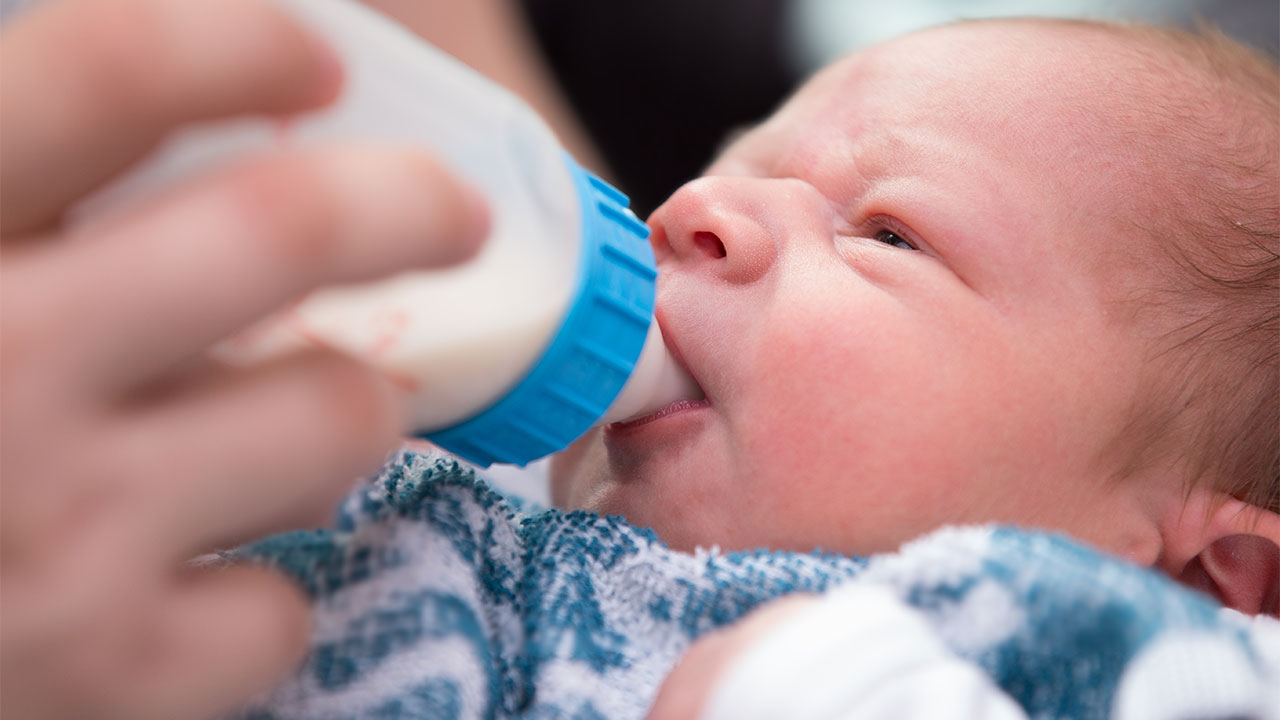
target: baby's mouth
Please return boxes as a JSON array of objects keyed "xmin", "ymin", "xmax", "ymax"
[
  {"xmin": 606, "ymin": 327, "xmax": 707, "ymax": 429},
  {"xmin": 608, "ymin": 396, "xmax": 708, "ymax": 431}
]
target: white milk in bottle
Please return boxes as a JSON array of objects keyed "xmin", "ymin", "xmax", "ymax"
[{"xmin": 77, "ymin": 0, "xmax": 701, "ymax": 466}]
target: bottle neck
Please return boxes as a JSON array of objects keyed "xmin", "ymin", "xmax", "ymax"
[
  {"xmin": 601, "ymin": 320, "xmax": 703, "ymax": 425},
  {"xmin": 424, "ymin": 158, "xmax": 657, "ymax": 466}
]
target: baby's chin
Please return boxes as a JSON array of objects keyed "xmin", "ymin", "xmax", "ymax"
[
  {"xmin": 588, "ymin": 489, "xmax": 725, "ymax": 553},
  {"xmin": 555, "ymin": 456, "xmax": 899, "ymax": 556},
  {"xmin": 561, "ymin": 473, "xmax": 777, "ymax": 553}
]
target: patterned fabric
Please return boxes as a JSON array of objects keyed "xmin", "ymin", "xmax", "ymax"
[{"xmin": 231, "ymin": 451, "xmax": 1279, "ymax": 719}]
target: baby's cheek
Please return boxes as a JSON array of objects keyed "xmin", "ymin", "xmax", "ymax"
[
  {"xmin": 735, "ymin": 331, "xmax": 846, "ymax": 462},
  {"xmin": 738, "ymin": 305, "xmax": 905, "ymax": 455}
]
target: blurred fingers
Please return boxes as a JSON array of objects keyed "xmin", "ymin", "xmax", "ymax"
[
  {"xmin": 23, "ymin": 144, "xmax": 486, "ymax": 391},
  {"xmin": 115, "ymin": 565, "xmax": 310, "ymax": 720},
  {"xmin": 0, "ymin": 0, "xmax": 342, "ymax": 234},
  {"xmin": 119, "ymin": 351, "xmax": 405, "ymax": 554}
]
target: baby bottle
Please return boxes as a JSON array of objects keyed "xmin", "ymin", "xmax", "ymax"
[{"xmin": 81, "ymin": 0, "xmax": 699, "ymax": 466}]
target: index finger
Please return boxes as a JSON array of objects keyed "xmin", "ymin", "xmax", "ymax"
[
  {"xmin": 0, "ymin": 0, "xmax": 342, "ymax": 235},
  {"xmin": 18, "ymin": 144, "xmax": 489, "ymax": 392}
]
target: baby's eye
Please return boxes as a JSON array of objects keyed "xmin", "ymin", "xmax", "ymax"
[{"xmin": 874, "ymin": 229, "xmax": 916, "ymax": 251}]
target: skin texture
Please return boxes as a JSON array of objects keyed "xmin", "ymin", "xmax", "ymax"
[
  {"xmin": 2, "ymin": 7, "xmax": 1270, "ymax": 718},
  {"xmin": 0, "ymin": 1, "xmax": 488, "ymax": 718},
  {"xmin": 606, "ymin": 22, "xmax": 1280, "ymax": 717},
  {"xmin": 552, "ymin": 22, "xmax": 1181, "ymax": 562}
]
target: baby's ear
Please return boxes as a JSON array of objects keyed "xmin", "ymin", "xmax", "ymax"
[{"xmin": 1155, "ymin": 487, "xmax": 1280, "ymax": 616}]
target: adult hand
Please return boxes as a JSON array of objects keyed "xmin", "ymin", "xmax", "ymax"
[{"xmin": 0, "ymin": 1, "xmax": 487, "ymax": 718}]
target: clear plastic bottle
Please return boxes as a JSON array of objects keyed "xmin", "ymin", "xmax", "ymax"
[{"xmin": 81, "ymin": 0, "xmax": 700, "ymax": 466}]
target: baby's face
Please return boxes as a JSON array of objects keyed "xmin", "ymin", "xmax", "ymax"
[{"xmin": 553, "ymin": 23, "xmax": 1164, "ymax": 556}]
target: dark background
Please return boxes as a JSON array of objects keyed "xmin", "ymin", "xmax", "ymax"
[{"xmin": 520, "ymin": 0, "xmax": 1280, "ymax": 217}]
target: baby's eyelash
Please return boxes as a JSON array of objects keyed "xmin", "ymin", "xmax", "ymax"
[
  {"xmin": 865, "ymin": 216, "xmax": 920, "ymax": 251},
  {"xmin": 874, "ymin": 229, "xmax": 916, "ymax": 251}
]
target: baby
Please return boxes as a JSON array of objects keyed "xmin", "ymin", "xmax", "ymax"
[
  {"xmin": 3, "ymin": 2, "xmax": 1276, "ymax": 717},
  {"xmin": 553, "ymin": 16, "xmax": 1280, "ymax": 593},
  {"xmin": 231, "ymin": 16, "xmax": 1280, "ymax": 720}
]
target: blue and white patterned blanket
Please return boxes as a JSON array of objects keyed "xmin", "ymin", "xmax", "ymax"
[{"xmin": 232, "ymin": 451, "xmax": 1280, "ymax": 719}]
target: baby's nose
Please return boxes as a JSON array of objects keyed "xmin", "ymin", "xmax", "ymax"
[{"xmin": 648, "ymin": 176, "xmax": 791, "ymax": 284}]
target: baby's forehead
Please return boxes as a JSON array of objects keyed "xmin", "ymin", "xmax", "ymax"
[
  {"xmin": 781, "ymin": 22, "xmax": 1210, "ymax": 289},
  {"xmin": 855, "ymin": 21, "xmax": 1159, "ymax": 102},
  {"xmin": 801, "ymin": 24, "xmax": 1147, "ymax": 162},
  {"xmin": 868, "ymin": 21, "xmax": 1201, "ymax": 114},
  {"xmin": 820, "ymin": 21, "xmax": 1198, "ymax": 179}
]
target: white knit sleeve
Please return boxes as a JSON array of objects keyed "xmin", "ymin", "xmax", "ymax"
[{"xmin": 699, "ymin": 583, "xmax": 1027, "ymax": 720}]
